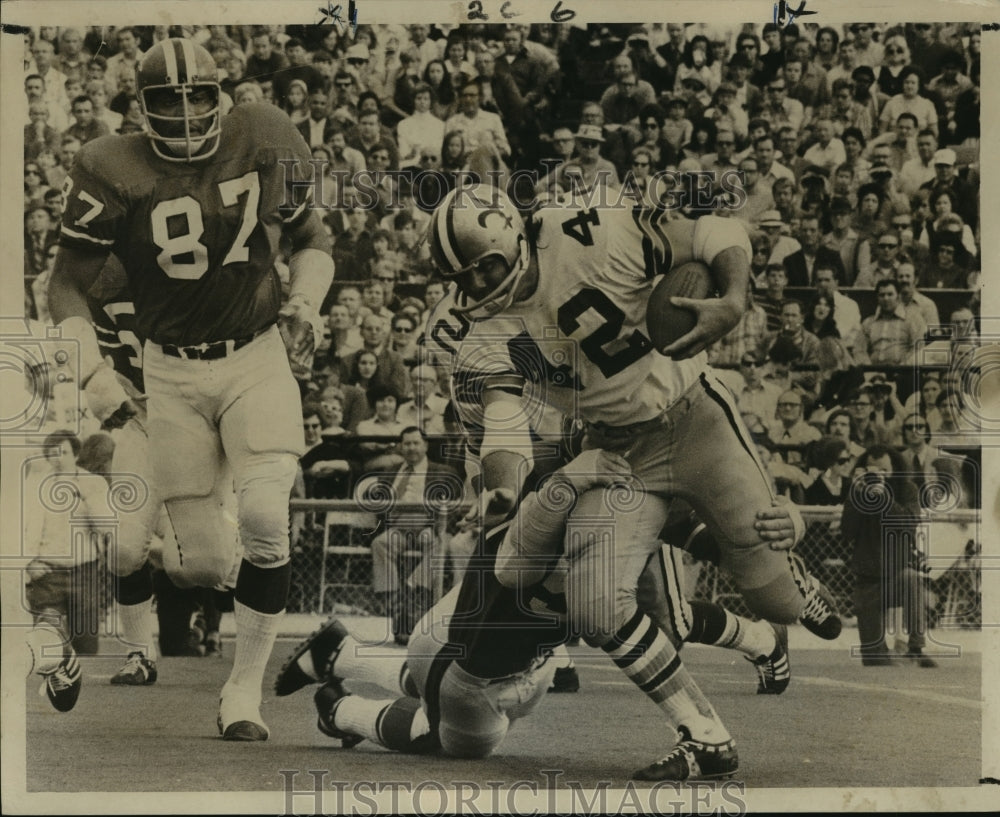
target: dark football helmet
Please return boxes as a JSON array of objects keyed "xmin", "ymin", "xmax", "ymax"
[{"xmin": 136, "ymin": 38, "xmax": 222, "ymax": 162}]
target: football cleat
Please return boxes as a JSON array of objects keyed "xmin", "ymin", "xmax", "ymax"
[
  {"xmin": 632, "ymin": 726, "xmax": 739, "ymax": 782},
  {"xmin": 314, "ymin": 682, "xmax": 364, "ymax": 749},
  {"xmin": 274, "ymin": 616, "xmax": 349, "ymax": 697},
  {"xmin": 187, "ymin": 611, "xmax": 207, "ymax": 656},
  {"xmin": 799, "ymin": 577, "xmax": 842, "ymax": 640},
  {"xmin": 748, "ymin": 623, "xmax": 790, "ymax": 695},
  {"xmin": 217, "ymin": 684, "xmax": 269, "ymax": 742},
  {"xmin": 41, "ymin": 650, "xmax": 82, "ymax": 712},
  {"xmin": 110, "ymin": 651, "xmax": 158, "ymax": 686},
  {"xmin": 548, "ymin": 666, "xmax": 580, "ymax": 693},
  {"xmin": 204, "ymin": 631, "xmax": 223, "ymax": 657}
]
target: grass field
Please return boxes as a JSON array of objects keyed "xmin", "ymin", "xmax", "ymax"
[{"xmin": 21, "ymin": 624, "xmax": 982, "ymax": 800}]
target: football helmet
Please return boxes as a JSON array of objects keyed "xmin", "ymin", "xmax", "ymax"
[
  {"xmin": 136, "ymin": 38, "xmax": 222, "ymax": 162},
  {"xmin": 427, "ymin": 184, "xmax": 530, "ymax": 319}
]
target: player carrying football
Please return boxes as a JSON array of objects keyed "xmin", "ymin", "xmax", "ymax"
[
  {"xmin": 422, "ymin": 183, "xmax": 840, "ymax": 779},
  {"xmin": 48, "ymin": 38, "xmax": 334, "ymax": 740}
]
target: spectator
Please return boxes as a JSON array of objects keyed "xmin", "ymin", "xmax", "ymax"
[
  {"xmin": 802, "ymin": 118, "xmax": 845, "ymax": 175},
  {"xmin": 757, "ymin": 210, "xmax": 800, "ymax": 265},
  {"xmin": 855, "ymin": 279, "xmax": 925, "ymax": 366},
  {"xmin": 736, "ymin": 156, "xmax": 772, "ymax": 227},
  {"xmin": 396, "ymin": 365, "xmax": 448, "ymax": 436},
  {"xmin": 681, "ymin": 117, "xmax": 717, "ymax": 162},
  {"xmin": 24, "ymin": 430, "xmax": 111, "ymax": 656},
  {"xmin": 422, "ymin": 59, "xmax": 457, "ymax": 120},
  {"xmin": 728, "ymin": 350, "xmax": 783, "ymax": 423},
  {"xmin": 355, "ymin": 384, "xmax": 406, "ymax": 474},
  {"xmin": 341, "ymin": 314, "xmax": 410, "ymax": 398},
  {"xmin": 804, "ymin": 293, "xmax": 839, "ymax": 341},
  {"xmin": 332, "ymin": 204, "xmax": 375, "ymax": 280},
  {"xmin": 674, "ymin": 34, "xmax": 718, "ymax": 95},
  {"xmin": 318, "ymin": 376, "xmax": 368, "ymax": 434},
  {"xmin": 24, "ymin": 101, "xmax": 62, "ymax": 162},
  {"xmin": 814, "ymin": 265, "xmax": 862, "ymax": 351},
  {"xmin": 30, "ymin": 39, "xmax": 69, "ymax": 115},
  {"xmin": 444, "ymin": 81, "xmax": 510, "ymax": 161},
  {"xmin": 661, "ymin": 95, "xmax": 694, "ymax": 155},
  {"xmin": 389, "ymin": 313, "xmax": 420, "ymax": 367},
  {"xmin": 825, "ymin": 408, "xmax": 865, "ymax": 460},
  {"xmin": 396, "ymin": 82, "xmax": 445, "ymax": 169},
  {"xmin": 908, "ymin": 22, "xmax": 951, "ymax": 81},
  {"xmin": 756, "ymin": 75, "xmax": 804, "ymax": 135},
  {"xmin": 827, "ymin": 38, "xmax": 860, "ymax": 87},
  {"xmin": 898, "ymin": 129, "xmax": 939, "ymax": 197},
  {"xmin": 705, "ymin": 270, "xmax": 768, "ymax": 364},
  {"xmin": 362, "ymin": 280, "xmax": 394, "ymax": 322},
  {"xmin": 920, "ymin": 187, "xmax": 977, "ymax": 258},
  {"xmin": 296, "ymin": 89, "xmax": 338, "ymax": 149},
  {"xmin": 855, "ymin": 229, "xmax": 903, "ymax": 289},
  {"xmin": 841, "ymin": 445, "xmax": 937, "ymax": 666},
  {"xmin": 359, "ymin": 426, "xmax": 459, "ymax": 644},
  {"xmin": 322, "ymin": 303, "xmax": 363, "ymax": 367},
  {"xmin": 282, "ymin": 79, "xmax": 310, "ymax": 125},
  {"xmin": 919, "ymin": 239, "xmax": 971, "ymax": 290},
  {"xmin": 754, "ymin": 261, "xmax": 788, "ymax": 331},
  {"xmin": 494, "ymin": 26, "xmax": 554, "ymax": 110},
  {"xmin": 849, "ymin": 23, "xmax": 885, "ymax": 68},
  {"xmin": 64, "ymin": 95, "xmax": 110, "ymax": 146},
  {"xmin": 902, "ymin": 372, "xmax": 943, "ymax": 430},
  {"xmin": 753, "ymin": 134, "xmax": 794, "ymax": 200},
  {"xmin": 768, "ymin": 389, "xmax": 821, "ymax": 465},
  {"xmin": 23, "ymin": 159, "xmax": 51, "ymax": 209},
  {"xmin": 85, "ymin": 80, "xmax": 122, "ymax": 133},
  {"xmin": 105, "ymin": 27, "xmax": 145, "ymax": 94},
  {"xmin": 233, "ymin": 80, "xmax": 264, "ymax": 106},
  {"xmin": 875, "ymin": 35, "xmax": 913, "ymax": 98},
  {"xmin": 768, "ymin": 298, "xmax": 821, "ymax": 372},
  {"xmin": 245, "ymin": 27, "xmax": 289, "ymax": 87},
  {"xmin": 803, "ymin": 436, "xmax": 853, "ymax": 505},
  {"xmin": 878, "ymin": 68, "xmax": 938, "ymax": 138},
  {"xmin": 821, "ymin": 197, "xmax": 860, "ymax": 284},
  {"xmin": 55, "ymin": 27, "xmax": 90, "ymax": 84},
  {"xmin": 850, "ymin": 65, "xmax": 881, "ymax": 129},
  {"xmin": 726, "ymin": 51, "xmax": 762, "ymax": 115},
  {"xmin": 813, "ymin": 27, "xmax": 840, "ymax": 71},
  {"xmin": 853, "ymin": 183, "xmax": 888, "ymax": 244},
  {"xmin": 829, "ymin": 79, "xmax": 872, "ymax": 141},
  {"xmin": 783, "ymin": 214, "xmax": 846, "ymax": 287},
  {"xmin": 601, "ymin": 59, "xmax": 656, "ymax": 125},
  {"xmin": 298, "ymin": 402, "xmax": 353, "ymax": 500},
  {"xmin": 392, "ymin": 211, "xmax": 433, "ymax": 283},
  {"xmin": 24, "ymin": 204, "xmax": 57, "ymax": 279},
  {"xmin": 699, "ymin": 126, "xmax": 737, "ymax": 176},
  {"xmin": 896, "ymin": 262, "xmax": 940, "ymax": 329}
]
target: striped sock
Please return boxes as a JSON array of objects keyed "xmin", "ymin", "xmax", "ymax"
[
  {"xmin": 688, "ymin": 600, "xmax": 776, "ymax": 660},
  {"xmin": 602, "ymin": 609, "xmax": 730, "ymax": 743},
  {"xmin": 334, "ymin": 696, "xmax": 430, "ymax": 751}
]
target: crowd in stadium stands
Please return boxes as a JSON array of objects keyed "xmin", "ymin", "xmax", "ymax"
[{"xmin": 21, "ymin": 22, "xmax": 983, "ymax": 626}]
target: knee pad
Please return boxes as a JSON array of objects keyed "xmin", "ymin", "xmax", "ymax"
[{"xmin": 237, "ymin": 455, "xmax": 297, "ymax": 567}]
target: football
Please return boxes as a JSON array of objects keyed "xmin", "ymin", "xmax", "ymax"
[{"xmin": 646, "ymin": 260, "xmax": 716, "ymax": 353}]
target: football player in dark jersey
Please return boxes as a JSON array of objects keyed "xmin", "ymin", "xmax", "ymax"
[
  {"xmin": 49, "ymin": 38, "xmax": 334, "ymax": 741},
  {"xmin": 273, "ymin": 450, "xmax": 801, "ymax": 770}
]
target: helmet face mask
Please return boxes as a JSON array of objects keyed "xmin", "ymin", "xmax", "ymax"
[{"xmin": 137, "ymin": 39, "xmax": 222, "ymax": 162}]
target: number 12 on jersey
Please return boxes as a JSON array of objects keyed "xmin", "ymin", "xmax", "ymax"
[{"xmin": 150, "ymin": 171, "xmax": 261, "ymax": 280}]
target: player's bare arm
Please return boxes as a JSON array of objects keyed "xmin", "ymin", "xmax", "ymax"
[
  {"xmin": 278, "ymin": 211, "xmax": 335, "ymax": 378},
  {"xmin": 49, "ymin": 245, "xmax": 136, "ymax": 426},
  {"xmin": 478, "ymin": 383, "xmax": 536, "ymax": 495},
  {"xmin": 661, "ymin": 218, "xmax": 751, "ymax": 360}
]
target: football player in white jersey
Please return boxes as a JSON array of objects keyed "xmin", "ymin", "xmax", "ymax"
[{"xmin": 423, "ymin": 183, "xmax": 840, "ymax": 780}]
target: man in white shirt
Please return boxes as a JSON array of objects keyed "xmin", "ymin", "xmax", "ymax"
[
  {"xmin": 29, "ymin": 40, "xmax": 68, "ymax": 120},
  {"xmin": 895, "ymin": 262, "xmax": 940, "ymax": 329},
  {"xmin": 444, "ymin": 81, "xmax": 511, "ymax": 159},
  {"xmin": 898, "ymin": 129, "xmax": 938, "ymax": 198},
  {"xmin": 396, "ymin": 365, "xmax": 448, "ymax": 435},
  {"xmin": 753, "ymin": 134, "xmax": 794, "ymax": 200},
  {"xmin": 104, "ymin": 27, "xmax": 145, "ymax": 95},
  {"xmin": 802, "ymin": 118, "xmax": 845, "ymax": 174},
  {"xmin": 814, "ymin": 265, "xmax": 861, "ymax": 352}
]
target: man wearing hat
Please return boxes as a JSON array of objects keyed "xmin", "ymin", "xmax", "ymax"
[
  {"xmin": 821, "ymin": 197, "xmax": 861, "ymax": 284},
  {"xmin": 757, "ymin": 210, "xmax": 801, "ymax": 266},
  {"xmin": 705, "ymin": 83, "xmax": 748, "ymax": 143},
  {"xmin": 919, "ymin": 148, "xmax": 977, "ymax": 228},
  {"xmin": 677, "ymin": 74, "xmax": 712, "ymax": 116},
  {"xmin": 542, "ymin": 123, "xmax": 619, "ymax": 196},
  {"xmin": 848, "ymin": 23, "xmax": 884, "ymax": 68}
]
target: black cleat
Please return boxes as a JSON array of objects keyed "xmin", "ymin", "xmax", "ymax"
[
  {"xmin": 42, "ymin": 650, "xmax": 82, "ymax": 712},
  {"xmin": 110, "ymin": 651, "xmax": 158, "ymax": 685},
  {"xmin": 906, "ymin": 649, "xmax": 938, "ymax": 668},
  {"xmin": 799, "ymin": 578, "xmax": 842, "ymax": 640},
  {"xmin": 749, "ymin": 623, "xmax": 790, "ymax": 695},
  {"xmin": 548, "ymin": 665, "xmax": 580, "ymax": 693},
  {"xmin": 314, "ymin": 682, "xmax": 364, "ymax": 748},
  {"xmin": 274, "ymin": 617, "xmax": 349, "ymax": 696},
  {"xmin": 632, "ymin": 726, "xmax": 738, "ymax": 782}
]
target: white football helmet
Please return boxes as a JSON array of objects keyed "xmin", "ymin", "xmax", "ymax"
[
  {"xmin": 136, "ymin": 38, "xmax": 222, "ymax": 162},
  {"xmin": 427, "ymin": 184, "xmax": 530, "ymax": 319}
]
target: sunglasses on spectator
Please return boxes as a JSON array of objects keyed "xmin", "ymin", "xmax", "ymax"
[
  {"xmin": 303, "ymin": 421, "xmax": 322, "ymax": 429},
  {"xmin": 347, "ymin": 58, "xmax": 367, "ymax": 65},
  {"xmin": 878, "ymin": 241, "xmax": 899, "ymax": 249},
  {"xmin": 768, "ymin": 85, "xmax": 785, "ymax": 92},
  {"xmin": 836, "ymin": 456, "xmax": 852, "ymax": 464},
  {"xmin": 25, "ymin": 169, "xmax": 42, "ymax": 176},
  {"xmin": 577, "ymin": 139, "xmax": 599, "ymax": 148},
  {"xmin": 642, "ymin": 121, "xmax": 659, "ymax": 128},
  {"xmin": 633, "ymin": 160, "xmax": 650, "ymax": 167},
  {"xmin": 886, "ymin": 47, "xmax": 904, "ymax": 54}
]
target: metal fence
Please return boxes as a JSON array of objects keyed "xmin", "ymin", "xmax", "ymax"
[{"xmin": 286, "ymin": 501, "xmax": 982, "ymax": 629}]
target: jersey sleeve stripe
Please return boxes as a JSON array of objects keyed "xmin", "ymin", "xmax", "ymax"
[
  {"xmin": 441, "ymin": 203, "xmax": 466, "ymax": 271},
  {"xmin": 60, "ymin": 225, "xmax": 114, "ymax": 246},
  {"xmin": 280, "ymin": 198, "xmax": 309, "ymax": 225}
]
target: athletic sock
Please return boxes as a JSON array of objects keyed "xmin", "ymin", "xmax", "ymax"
[
  {"xmin": 327, "ymin": 635, "xmax": 408, "ymax": 695},
  {"xmin": 226, "ymin": 600, "xmax": 283, "ymax": 705},
  {"xmin": 687, "ymin": 600, "xmax": 776, "ymax": 660},
  {"xmin": 335, "ymin": 696, "xmax": 430, "ymax": 751},
  {"xmin": 602, "ymin": 609, "xmax": 730, "ymax": 743},
  {"xmin": 26, "ymin": 624, "xmax": 67, "ymax": 676},
  {"xmin": 116, "ymin": 599, "xmax": 157, "ymax": 660},
  {"xmin": 552, "ymin": 642, "xmax": 575, "ymax": 669}
]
